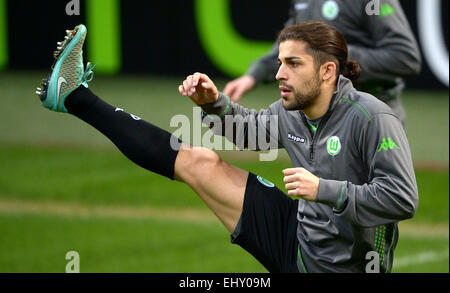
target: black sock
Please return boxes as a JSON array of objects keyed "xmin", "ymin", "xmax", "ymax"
[{"xmin": 64, "ymin": 86, "xmax": 182, "ymax": 180}]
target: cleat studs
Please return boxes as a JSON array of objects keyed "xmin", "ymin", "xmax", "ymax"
[{"xmin": 57, "ymin": 42, "xmax": 63, "ymax": 46}]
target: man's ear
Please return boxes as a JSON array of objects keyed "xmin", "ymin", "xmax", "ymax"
[{"xmin": 321, "ymin": 61, "xmax": 337, "ymax": 82}]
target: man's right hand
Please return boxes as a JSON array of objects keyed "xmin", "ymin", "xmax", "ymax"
[
  {"xmin": 179, "ymin": 72, "xmax": 219, "ymax": 105},
  {"xmin": 223, "ymin": 75, "xmax": 256, "ymax": 103}
]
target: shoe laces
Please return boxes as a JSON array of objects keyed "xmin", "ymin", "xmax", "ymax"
[{"xmin": 82, "ymin": 62, "xmax": 97, "ymax": 83}]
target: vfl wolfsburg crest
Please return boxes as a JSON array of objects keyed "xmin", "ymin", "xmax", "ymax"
[
  {"xmin": 322, "ymin": 0, "xmax": 340, "ymax": 20},
  {"xmin": 327, "ymin": 136, "xmax": 342, "ymax": 156},
  {"xmin": 257, "ymin": 176, "xmax": 275, "ymax": 188}
]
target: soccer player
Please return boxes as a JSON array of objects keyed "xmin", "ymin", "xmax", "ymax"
[
  {"xmin": 223, "ymin": 0, "xmax": 421, "ymax": 127},
  {"xmin": 36, "ymin": 22, "xmax": 418, "ymax": 273}
]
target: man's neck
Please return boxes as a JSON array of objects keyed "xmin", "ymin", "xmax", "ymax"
[{"xmin": 302, "ymin": 83, "xmax": 337, "ymax": 120}]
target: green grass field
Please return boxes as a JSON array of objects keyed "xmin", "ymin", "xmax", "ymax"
[{"xmin": 0, "ymin": 72, "xmax": 448, "ymax": 273}]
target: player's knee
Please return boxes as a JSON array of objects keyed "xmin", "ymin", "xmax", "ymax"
[
  {"xmin": 189, "ymin": 147, "xmax": 221, "ymax": 175},
  {"xmin": 176, "ymin": 147, "xmax": 221, "ymax": 183}
]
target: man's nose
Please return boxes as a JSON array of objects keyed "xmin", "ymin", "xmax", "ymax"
[{"xmin": 276, "ymin": 64, "xmax": 287, "ymax": 81}]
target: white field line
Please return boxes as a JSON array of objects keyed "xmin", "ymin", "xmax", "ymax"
[
  {"xmin": 398, "ymin": 222, "xmax": 449, "ymax": 239},
  {"xmin": 394, "ymin": 250, "xmax": 449, "ymax": 268},
  {"xmin": 0, "ymin": 199, "xmax": 448, "ymax": 238},
  {"xmin": 0, "ymin": 198, "xmax": 216, "ymax": 223}
]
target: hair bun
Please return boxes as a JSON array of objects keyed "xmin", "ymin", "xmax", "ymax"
[{"xmin": 343, "ymin": 60, "xmax": 361, "ymax": 82}]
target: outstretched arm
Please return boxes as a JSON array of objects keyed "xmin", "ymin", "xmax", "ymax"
[
  {"xmin": 179, "ymin": 73, "xmax": 282, "ymax": 151},
  {"xmin": 178, "ymin": 72, "xmax": 219, "ymax": 105}
]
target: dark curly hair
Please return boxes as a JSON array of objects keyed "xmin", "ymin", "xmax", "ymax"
[{"xmin": 278, "ymin": 21, "xmax": 361, "ymax": 82}]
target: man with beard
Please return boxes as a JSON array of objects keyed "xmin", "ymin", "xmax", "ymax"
[
  {"xmin": 185, "ymin": 21, "xmax": 418, "ymax": 273},
  {"xmin": 37, "ymin": 22, "xmax": 417, "ymax": 273},
  {"xmin": 223, "ymin": 0, "xmax": 421, "ymax": 128}
]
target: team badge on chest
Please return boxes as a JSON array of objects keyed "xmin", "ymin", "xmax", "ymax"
[
  {"xmin": 322, "ymin": 0, "xmax": 340, "ymax": 20},
  {"xmin": 327, "ymin": 136, "xmax": 342, "ymax": 156}
]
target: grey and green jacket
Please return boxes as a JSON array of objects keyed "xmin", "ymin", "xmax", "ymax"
[
  {"xmin": 201, "ymin": 75, "xmax": 419, "ymax": 273},
  {"xmin": 247, "ymin": 0, "xmax": 422, "ymax": 103}
]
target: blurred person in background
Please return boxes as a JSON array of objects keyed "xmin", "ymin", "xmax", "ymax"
[{"xmin": 224, "ymin": 0, "xmax": 421, "ymax": 128}]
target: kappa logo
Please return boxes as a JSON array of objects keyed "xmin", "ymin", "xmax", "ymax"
[
  {"xmin": 377, "ymin": 137, "xmax": 400, "ymax": 152},
  {"xmin": 288, "ymin": 133, "xmax": 306, "ymax": 143}
]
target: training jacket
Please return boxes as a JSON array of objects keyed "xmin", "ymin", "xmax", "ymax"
[
  {"xmin": 200, "ymin": 75, "xmax": 419, "ymax": 273},
  {"xmin": 247, "ymin": 0, "xmax": 422, "ymax": 103}
]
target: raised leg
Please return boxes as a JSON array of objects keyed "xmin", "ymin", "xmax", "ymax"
[{"xmin": 174, "ymin": 145, "xmax": 247, "ymax": 232}]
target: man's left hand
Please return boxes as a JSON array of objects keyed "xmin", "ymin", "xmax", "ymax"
[{"xmin": 282, "ymin": 168, "xmax": 320, "ymax": 201}]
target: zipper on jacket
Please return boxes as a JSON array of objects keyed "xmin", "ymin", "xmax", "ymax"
[
  {"xmin": 309, "ymin": 144, "xmax": 314, "ymax": 161},
  {"xmin": 305, "ymin": 110, "xmax": 333, "ymax": 163}
]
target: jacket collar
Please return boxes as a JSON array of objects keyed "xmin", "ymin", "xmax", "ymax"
[
  {"xmin": 298, "ymin": 75, "xmax": 355, "ymax": 120},
  {"xmin": 328, "ymin": 75, "xmax": 354, "ymax": 112}
]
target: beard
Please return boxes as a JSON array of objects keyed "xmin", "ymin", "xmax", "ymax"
[{"xmin": 281, "ymin": 72, "xmax": 322, "ymax": 111}]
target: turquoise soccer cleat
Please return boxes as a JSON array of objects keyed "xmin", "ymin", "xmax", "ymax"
[{"xmin": 36, "ymin": 24, "xmax": 96, "ymax": 113}]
